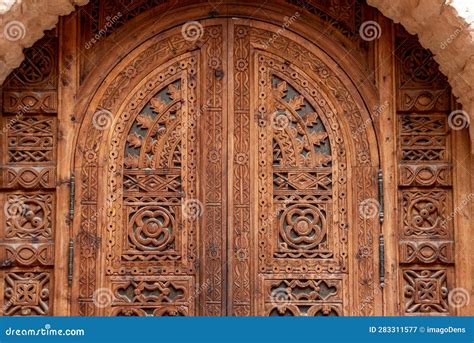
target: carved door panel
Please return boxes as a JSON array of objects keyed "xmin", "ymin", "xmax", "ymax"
[
  {"xmin": 73, "ymin": 21, "xmax": 229, "ymax": 316},
  {"xmin": 73, "ymin": 19, "xmax": 380, "ymax": 316},
  {"xmin": 227, "ymin": 22, "xmax": 379, "ymax": 316}
]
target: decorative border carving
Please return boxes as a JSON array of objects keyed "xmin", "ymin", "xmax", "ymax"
[{"xmin": 399, "ymin": 241, "xmax": 454, "ymax": 264}]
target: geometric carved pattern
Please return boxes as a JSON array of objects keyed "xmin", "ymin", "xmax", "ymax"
[
  {"xmin": 395, "ymin": 25, "xmax": 454, "ymax": 316},
  {"xmin": 3, "ymin": 271, "xmax": 51, "ymax": 316},
  {"xmin": 76, "ymin": 18, "xmax": 378, "ymax": 317},
  {"xmin": 395, "ymin": 27, "xmax": 450, "ymax": 113},
  {"xmin": 399, "ymin": 241, "xmax": 454, "ymax": 264},
  {"xmin": 123, "ymin": 205, "xmax": 181, "ymax": 261},
  {"xmin": 1, "ymin": 29, "xmax": 58, "ymax": 318},
  {"xmin": 403, "ymin": 269, "xmax": 449, "ymax": 314},
  {"xmin": 399, "ymin": 164, "xmax": 451, "ymax": 187},
  {"xmin": 0, "ymin": 244, "xmax": 54, "ymax": 266},
  {"xmin": 397, "ymin": 89, "xmax": 450, "ymax": 113},
  {"xmin": 118, "ymin": 79, "xmax": 187, "ymax": 264},
  {"xmin": 123, "ymin": 171, "xmax": 181, "ymax": 193},
  {"xmin": 6, "ymin": 116, "xmax": 56, "ymax": 163},
  {"xmin": 401, "ymin": 190, "xmax": 449, "ymax": 238},
  {"xmin": 276, "ymin": 203, "xmax": 330, "ymax": 256},
  {"xmin": 399, "ymin": 114, "xmax": 448, "ymax": 162},
  {"xmin": 265, "ymin": 278, "xmax": 342, "ymax": 316},
  {"xmin": 256, "ymin": 52, "xmax": 345, "ymax": 279},
  {"xmin": 4, "ymin": 193, "xmax": 54, "ymax": 240},
  {"xmin": 0, "ymin": 167, "xmax": 56, "ymax": 189},
  {"xmin": 3, "ymin": 91, "xmax": 57, "ymax": 113},
  {"xmin": 110, "ymin": 277, "xmax": 192, "ymax": 316},
  {"xmin": 3, "ymin": 35, "xmax": 57, "ymax": 90}
]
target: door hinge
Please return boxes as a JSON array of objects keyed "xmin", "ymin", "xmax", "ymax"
[
  {"xmin": 377, "ymin": 169, "xmax": 385, "ymax": 288},
  {"xmin": 379, "ymin": 234, "xmax": 385, "ymax": 288},
  {"xmin": 69, "ymin": 174, "xmax": 75, "ymax": 222},
  {"xmin": 68, "ymin": 174, "xmax": 75, "ymax": 287},
  {"xmin": 68, "ymin": 238, "xmax": 74, "ymax": 287},
  {"xmin": 377, "ymin": 169, "xmax": 384, "ymax": 224}
]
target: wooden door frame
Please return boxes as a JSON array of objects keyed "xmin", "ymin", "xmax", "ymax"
[{"xmin": 58, "ymin": 2, "xmax": 386, "ymax": 315}]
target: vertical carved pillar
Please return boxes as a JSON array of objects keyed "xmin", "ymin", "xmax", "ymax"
[
  {"xmin": 200, "ymin": 23, "xmax": 227, "ymax": 316},
  {"xmin": 395, "ymin": 26, "xmax": 454, "ymax": 315},
  {"xmin": 228, "ymin": 24, "xmax": 252, "ymax": 316},
  {"xmin": 0, "ymin": 31, "xmax": 59, "ymax": 315}
]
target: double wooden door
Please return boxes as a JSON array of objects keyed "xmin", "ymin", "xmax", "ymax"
[{"xmin": 73, "ymin": 19, "xmax": 380, "ymax": 316}]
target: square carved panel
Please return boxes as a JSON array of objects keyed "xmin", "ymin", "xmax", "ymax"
[
  {"xmin": 3, "ymin": 193, "xmax": 54, "ymax": 240},
  {"xmin": 401, "ymin": 190, "xmax": 450, "ymax": 238},
  {"xmin": 398, "ymin": 114, "xmax": 448, "ymax": 162},
  {"xmin": 403, "ymin": 269, "xmax": 449, "ymax": 315},
  {"xmin": 4, "ymin": 116, "xmax": 56, "ymax": 164},
  {"xmin": 2, "ymin": 271, "xmax": 51, "ymax": 316}
]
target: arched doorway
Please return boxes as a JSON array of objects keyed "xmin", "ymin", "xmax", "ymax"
[{"xmin": 72, "ymin": 16, "xmax": 380, "ymax": 316}]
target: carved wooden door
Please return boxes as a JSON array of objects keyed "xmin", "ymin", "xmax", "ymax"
[{"xmin": 73, "ymin": 19, "xmax": 380, "ymax": 316}]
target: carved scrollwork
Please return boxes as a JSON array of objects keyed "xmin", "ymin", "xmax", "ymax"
[
  {"xmin": 127, "ymin": 206, "xmax": 176, "ymax": 252},
  {"xmin": 265, "ymin": 278, "xmax": 342, "ymax": 316},
  {"xmin": 3, "ymin": 91, "xmax": 57, "ymax": 113},
  {"xmin": 403, "ymin": 269, "xmax": 449, "ymax": 314},
  {"xmin": 3, "ymin": 271, "xmax": 51, "ymax": 316},
  {"xmin": 4, "ymin": 193, "xmax": 53, "ymax": 240},
  {"xmin": 5, "ymin": 116, "xmax": 56, "ymax": 164},
  {"xmin": 402, "ymin": 190, "xmax": 449, "ymax": 238},
  {"xmin": 1, "ymin": 244, "xmax": 54, "ymax": 266},
  {"xmin": 399, "ymin": 241, "xmax": 454, "ymax": 264},
  {"xmin": 399, "ymin": 164, "xmax": 451, "ymax": 187},
  {"xmin": 0, "ymin": 167, "xmax": 56, "ymax": 189},
  {"xmin": 395, "ymin": 25, "xmax": 455, "ymax": 316},
  {"xmin": 278, "ymin": 204, "xmax": 327, "ymax": 251},
  {"xmin": 4, "ymin": 37, "xmax": 57, "ymax": 89},
  {"xmin": 109, "ymin": 278, "xmax": 192, "ymax": 316}
]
